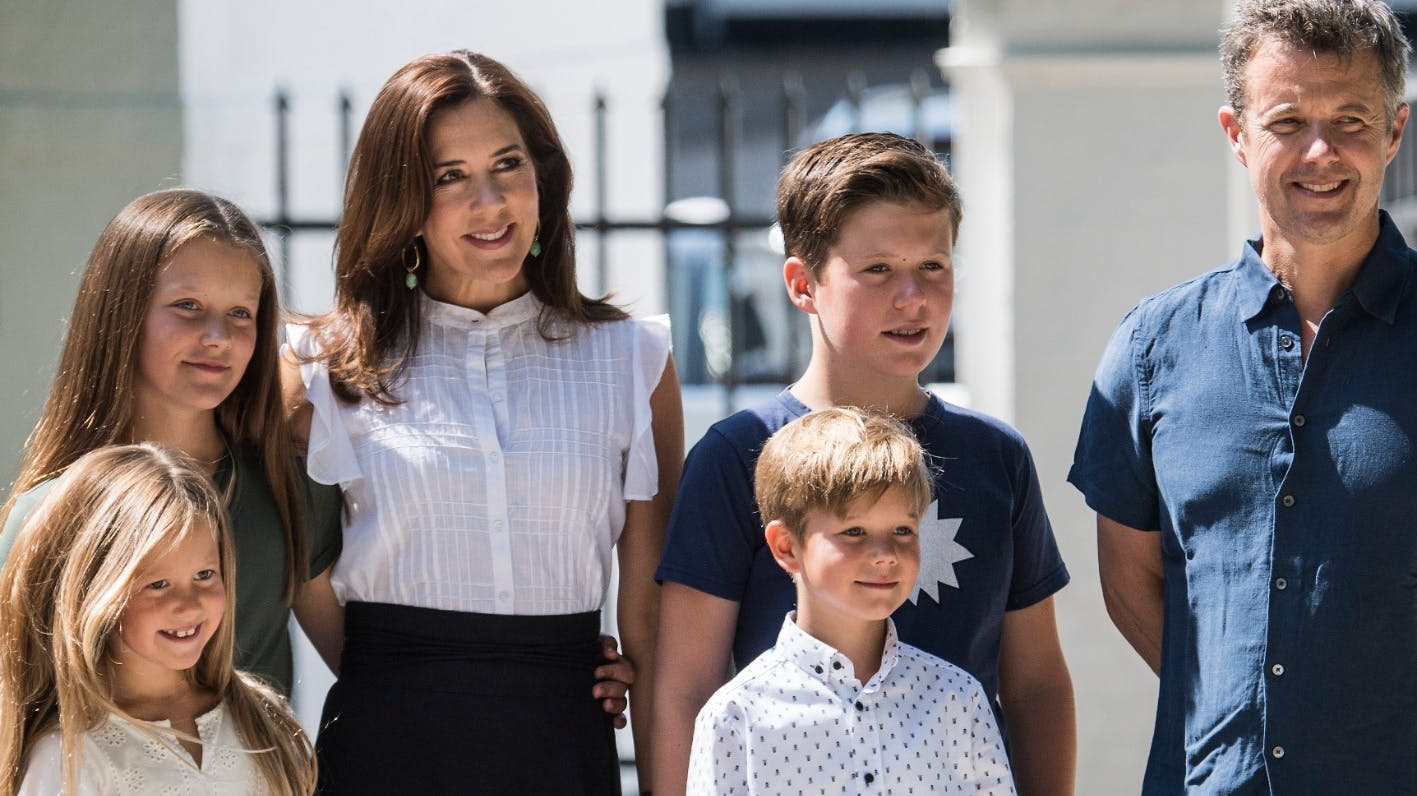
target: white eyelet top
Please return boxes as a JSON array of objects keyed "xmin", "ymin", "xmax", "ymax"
[
  {"xmin": 20, "ymin": 703, "xmax": 267, "ymax": 795},
  {"xmin": 286, "ymin": 291, "xmax": 671, "ymax": 615}
]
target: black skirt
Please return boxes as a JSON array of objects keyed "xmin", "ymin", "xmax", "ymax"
[{"xmin": 316, "ymin": 602, "xmax": 621, "ymax": 795}]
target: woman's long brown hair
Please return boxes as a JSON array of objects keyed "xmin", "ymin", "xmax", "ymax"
[{"xmin": 305, "ymin": 50, "xmax": 626, "ymax": 405}]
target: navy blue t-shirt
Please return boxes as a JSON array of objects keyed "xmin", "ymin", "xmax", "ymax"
[
  {"xmin": 1070, "ymin": 212, "xmax": 1417, "ymax": 794},
  {"xmin": 656, "ymin": 389, "xmax": 1069, "ymax": 723}
]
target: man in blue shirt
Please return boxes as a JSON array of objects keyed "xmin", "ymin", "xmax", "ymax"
[{"xmin": 1070, "ymin": 0, "xmax": 1417, "ymax": 792}]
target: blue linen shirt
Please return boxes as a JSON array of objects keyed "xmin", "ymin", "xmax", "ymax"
[{"xmin": 1069, "ymin": 212, "xmax": 1417, "ymax": 794}]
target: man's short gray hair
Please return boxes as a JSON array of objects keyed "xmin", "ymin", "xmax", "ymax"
[{"xmin": 1222, "ymin": 0, "xmax": 1410, "ymax": 123}]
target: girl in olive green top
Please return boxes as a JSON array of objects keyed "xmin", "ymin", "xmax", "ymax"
[{"xmin": 0, "ymin": 189, "xmax": 343, "ymax": 695}]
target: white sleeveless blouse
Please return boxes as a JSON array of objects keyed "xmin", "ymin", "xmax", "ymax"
[{"xmin": 287, "ymin": 291, "xmax": 670, "ymax": 615}]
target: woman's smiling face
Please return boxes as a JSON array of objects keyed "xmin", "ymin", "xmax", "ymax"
[{"xmin": 419, "ymin": 97, "xmax": 540, "ymax": 311}]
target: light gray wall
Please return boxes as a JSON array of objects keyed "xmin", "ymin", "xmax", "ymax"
[{"xmin": 0, "ymin": 0, "xmax": 182, "ymax": 487}]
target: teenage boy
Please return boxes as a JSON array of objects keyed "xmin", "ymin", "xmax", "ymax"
[
  {"xmin": 654, "ymin": 132, "xmax": 1076, "ymax": 796},
  {"xmin": 686, "ymin": 408, "xmax": 1016, "ymax": 795}
]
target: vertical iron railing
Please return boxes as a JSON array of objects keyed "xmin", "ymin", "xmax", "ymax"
[
  {"xmin": 593, "ymin": 90, "xmax": 609, "ymax": 296},
  {"xmin": 274, "ymin": 89, "xmax": 292, "ymax": 299},
  {"xmin": 717, "ymin": 75, "xmax": 740, "ymax": 416}
]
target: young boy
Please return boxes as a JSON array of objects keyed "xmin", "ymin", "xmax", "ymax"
[
  {"xmin": 686, "ymin": 408, "xmax": 1016, "ymax": 794},
  {"xmin": 654, "ymin": 133, "xmax": 1075, "ymax": 795}
]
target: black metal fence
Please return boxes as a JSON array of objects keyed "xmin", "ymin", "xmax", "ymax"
[{"xmin": 260, "ymin": 68, "xmax": 957, "ymax": 406}]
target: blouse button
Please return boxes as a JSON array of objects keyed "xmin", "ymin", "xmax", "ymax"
[
  {"xmin": 1281, "ymin": 494, "xmax": 1295, "ymax": 508},
  {"xmin": 1279, "ymin": 334, "xmax": 1294, "ymax": 350},
  {"xmin": 832, "ymin": 661, "xmax": 842, "ymax": 670},
  {"xmin": 1274, "ymin": 577, "xmax": 1287, "ymax": 590},
  {"xmin": 854, "ymin": 701, "xmax": 864, "ymax": 711},
  {"xmin": 1272, "ymin": 745, "xmax": 1285, "ymax": 759},
  {"xmin": 814, "ymin": 665, "xmax": 823, "ymax": 674},
  {"xmin": 863, "ymin": 772, "xmax": 875, "ymax": 784},
  {"xmin": 489, "ymin": 451, "xmax": 501, "ymax": 462}
]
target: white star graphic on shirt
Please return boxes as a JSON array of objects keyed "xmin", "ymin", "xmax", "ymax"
[{"xmin": 910, "ymin": 500, "xmax": 973, "ymax": 604}]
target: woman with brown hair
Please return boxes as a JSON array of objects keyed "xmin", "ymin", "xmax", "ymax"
[
  {"xmin": 0, "ymin": 188, "xmax": 344, "ymax": 696},
  {"xmin": 285, "ymin": 50, "xmax": 681, "ymax": 793}
]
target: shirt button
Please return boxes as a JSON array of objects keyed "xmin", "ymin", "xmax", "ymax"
[
  {"xmin": 863, "ymin": 772, "xmax": 875, "ymax": 784},
  {"xmin": 1280, "ymin": 494, "xmax": 1295, "ymax": 508},
  {"xmin": 1292, "ymin": 414, "xmax": 1306, "ymax": 427},
  {"xmin": 1271, "ymin": 663, "xmax": 1285, "ymax": 677},
  {"xmin": 814, "ymin": 665, "xmax": 823, "ymax": 674},
  {"xmin": 832, "ymin": 661, "xmax": 842, "ymax": 670},
  {"xmin": 494, "ymin": 519, "xmax": 504, "ymax": 530},
  {"xmin": 1274, "ymin": 577, "xmax": 1288, "ymax": 590},
  {"xmin": 497, "ymin": 590, "xmax": 510, "ymax": 601},
  {"xmin": 1271, "ymin": 286, "xmax": 1286, "ymax": 303},
  {"xmin": 489, "ymin": 451, "xmax": 501, "ymax": 462},
  {"xmin": 492, "ymin": 393, "xmax": 504, "ymax": 402},
  {"xmin": 854, "ymin": 701, "xmax": 864, "ymax": 711},
  {"xmin": 1272, "ymin": 745, "xmax": 1285, "ymax": 759},
  {"xmin": 1279, "ymin": 334, "xmax": 1294, "ymax": 350}
]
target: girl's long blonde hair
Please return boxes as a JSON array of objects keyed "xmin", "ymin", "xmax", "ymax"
[
  {"xmin": 0, "ymin": 445, "xmax": 316, "ymax": 795},
  {"xmin": 0, "ymin": 188, "xmax": 308, "ymax": 601}
]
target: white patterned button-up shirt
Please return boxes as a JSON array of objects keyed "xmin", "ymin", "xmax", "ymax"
[{"xmin": 688, "ymin": 614, "xmax": 1016, "ymax": 795}]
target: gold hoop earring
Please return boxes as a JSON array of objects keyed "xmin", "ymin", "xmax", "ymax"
[{"xmin": 404, "ymin": 242, "xmax": 422, "ymax": 290}]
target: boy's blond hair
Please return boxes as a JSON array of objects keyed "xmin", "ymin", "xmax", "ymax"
[
  {"xmin": 776, "ymin": 132, "xmax": 962, "ymax": 276},
  {"xmin": 754, "ymin": 407, "xmax": 933, "ymax": 536}
]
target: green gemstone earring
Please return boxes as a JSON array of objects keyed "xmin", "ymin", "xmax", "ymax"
[
  {"xmin": 404, "ymin": 241, "xmax": 422, "ymax": 290},
  {"xmin": 529, "ymin": 236, "xmax": 542, "ymax": 258}
]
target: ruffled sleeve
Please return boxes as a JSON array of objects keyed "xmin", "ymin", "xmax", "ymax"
[
  {"xmin": 283, "ymin": 323, "xmax": 363, "ymax": 486},
  {"xmin": 624, "ymin": 314, "xmax": 671, "ymax": 502}
]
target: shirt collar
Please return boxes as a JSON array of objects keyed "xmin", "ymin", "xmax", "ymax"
[
  {"xmin": 1350, "ymin": 211, "xmax": 1413, "ymax": 324},
  {"xmin": 419, "ymin": 289, "xmax": 542, "ymax": 330},
  {"xmin": 774, "ymin": 612, "xmax": 901, "ymax": 687},
  {"xmin": 1236, "ymin": 210, "xmax": 1413, "ymax": 324}
]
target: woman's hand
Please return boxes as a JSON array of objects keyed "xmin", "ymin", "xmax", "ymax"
[{"xmin": 595, "ymin": 634, "xmax": 635, "ymax": 729}]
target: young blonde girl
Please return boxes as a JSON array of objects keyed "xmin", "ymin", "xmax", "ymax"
[{"xmin": 0, "ymin": 444, "xmax": 316, "ymax": 795}]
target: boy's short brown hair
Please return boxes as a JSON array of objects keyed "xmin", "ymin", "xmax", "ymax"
[
  {"xmin": 776, "ymin": 132, "xmax": 962, "ymax": 276},
  {"xmin": 754, "ymin": 407, "xmax": 933, "ymax": 536}
]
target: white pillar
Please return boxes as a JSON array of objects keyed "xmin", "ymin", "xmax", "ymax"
[
  {"xmin": 941, "ymin": 3, "xmax": 1234, "ymax": 792},
  {"xmin": 0, "ymin": 0, "xmax": 182, "ymax": 485}
]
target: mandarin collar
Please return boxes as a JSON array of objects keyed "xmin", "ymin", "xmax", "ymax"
[
  {"xmin": 1237, "ymin": 210, "xmax": 1413, "ymax": 324},
  {"xmin": 419, "ymin": 289, "xmax": 541, "ymax": 331},
  {"xmin": 775, "ymin": 612, "xmax": 901, "ymax": 689}
]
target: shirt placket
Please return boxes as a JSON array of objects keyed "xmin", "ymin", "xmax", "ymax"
[
  {"xmin": 1263, "ymin": 288, "xmax": 1314, "ymax": 781},
  {"xmin": 468, "ymin": 322, "xmax": 514, "ymax": 612},
  {"xmin": 845, "ymin": 681, "xmax": 884, "ymax": 789}
]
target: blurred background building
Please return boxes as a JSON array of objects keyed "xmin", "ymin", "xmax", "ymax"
[{"xmin": 6, "ymin": 0, "xmax": 1417, "ymax": 792}]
